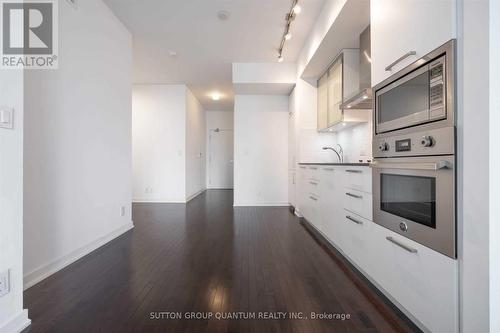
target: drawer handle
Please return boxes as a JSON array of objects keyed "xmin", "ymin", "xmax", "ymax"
[
  {"xmin": 386, "ymin": 236, "xmax": 418, "ymax": 253},
  {"xmin": 345, "ymin": 169, "xmax": 363, "ymax": 173},
  {"xmin": 323, "ymin": 168, "xmax": 335, "ymax": 171},
  {"xmin": 346, "ymin": 192, "xmax": 363, "ymax": 199},
  {"xmin": 385, "ymin": 51, "xmax": 417, "ymax": 71},
  {"xmin": 309, "ymin": 196, "xmax": 318, "ymax": 201},
  {"xmin": 300, "ymin": 166, "xmax": 306, "ymax": 169},
  {"xmin": 309, "ymin": 167, "xmax": 318, "ymax": 170},
  {"xmin": 309, "ymin": 181, "xmax": 318, "ymax": 185},
  {"xmin": 346, "ymin": 215, "xmax": 363, "ymax": 225}
]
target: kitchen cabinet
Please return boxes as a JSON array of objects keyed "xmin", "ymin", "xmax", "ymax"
[
  {"xmin": 316, "ymin": 50, "xmax": 360, "ymax": 131},
  {"xmin": 296, "ymin": 164, "xmax": 458, "ymax": 333},
  {"xmin": 319, "ymin": 167, "xmax": 343, "ymax": 246},
  {"xmin": 340, "ymin": 212, "xmax": 373, "ymax": 277},
  {"xmin": 371, "ymin": 0, "xmax": 457, "ymax": 86},
  {"xmin": 317, "ymin": 73, "xmax": 328, "ymax": 130},
  {"xmin": 369, "ymin": 223, "xmax": 458, "ymax": 333},
  {"xmin": 327, "ymin": 57, "xmax": 343, "ymax": 125}
]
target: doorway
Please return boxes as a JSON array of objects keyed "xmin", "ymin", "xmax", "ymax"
[{"xmin": 208, "ymin": 128, "xmax": 234, "ymax": 189}]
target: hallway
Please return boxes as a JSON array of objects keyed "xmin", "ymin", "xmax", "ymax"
[{"xmin": 23, "ymin": 190, "xmax": 417, "ymax": 333}]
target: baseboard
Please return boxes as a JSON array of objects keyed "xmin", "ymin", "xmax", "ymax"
[
  {"xmin": 186, "ymin": 188, "xmax": 206, "ymax": 202},
  {"xmin": 133, "ymin": 189, "xmax": 207, "ymax": 204},
  {"xmin": 23, "ymin": 222, "xmax": 134, "ymax": 290},
  {"xmin": 0, "ymin": 309, "xmax": 31, "ymax": 333},
  {"xmin": 133, "ymin": 199, "xmax": 186, "ymax": 203},
  {"xmin": 233, "ymin": 201, "xmax": 290, "ymax": 207}
]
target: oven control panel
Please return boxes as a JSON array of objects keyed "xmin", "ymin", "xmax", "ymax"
[{"xmin": 373, "ymin": 127, "xmax": 455, "ymax": 158}]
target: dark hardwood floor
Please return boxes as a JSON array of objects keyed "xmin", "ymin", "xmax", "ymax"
[{"xmin": 24, "ymin": 190, "xmax": 418, "ymax": 333}]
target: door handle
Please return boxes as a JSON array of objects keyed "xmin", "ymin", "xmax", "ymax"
[
  {"xmin": 345, "ymin": 169, "xmax": 363, "ymax": 173},
  {"xmin": 345, "ymin": 192, "xmax": 363, "ymax": 199},
  {"xmin": 385, "ymin": 51, "xmax": 417, "ymax": 71},
  {"xmin": 309, "ymin": 181, "xmax": 319, "ymax": 186},
  {"xmin": 386, "ymin": 236, "xmax": 418, "ymax": 253},
  {"xmin": 371, "ymin": 161, "xmax": 452, "ymax": 171},
  {"xmin": 309, "ymin": 196, "xmax": 318, "ymax": 201},
  {"xmin": 346, "ymin": 215, "xmax": 363, "ymax": 225}
]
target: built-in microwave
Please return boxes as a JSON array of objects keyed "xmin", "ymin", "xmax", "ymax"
[{"xmin": 374, "ymin": 40, "xmax": 456, "ymax": 136}]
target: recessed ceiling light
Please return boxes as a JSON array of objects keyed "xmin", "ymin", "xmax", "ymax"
[
  {"xmin": 211, "ymin": 92, "xmax": 222, "ymax": 101},
  {"xmin": 217, "ymin": 10, "xmax": 230, "ymax": 21},
  {"xmin": 293, "ymin": 5, "xmax": 302, "ymax": 15},
  {"xmin": 284, "ymin": 32, "xmax": 292, "ymax": 40}
]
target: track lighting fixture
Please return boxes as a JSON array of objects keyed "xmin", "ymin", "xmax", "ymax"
[{"xmin": 277, "ymin": 0, "xmax": 300, "ymax": 62}]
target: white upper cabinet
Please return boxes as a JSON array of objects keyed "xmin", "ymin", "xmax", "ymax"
[
  {"xmin": 371, "ymin": 0, "xmax": 457, "ymax": 86},
  {"xmin": 317, "ymin": 49, "xmax": 360, "ymax": 131},
  {"xmin": 317, "ymin": 73, "xmax": 329, "ymax": 130}
]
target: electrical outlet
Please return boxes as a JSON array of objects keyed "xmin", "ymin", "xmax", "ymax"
[
  {"xmin": 120, "ymin": 206, "xmax": 126, "ymax": 217},
  {"xmin": 0, "ymin": 270, "xmax": 10, "ymax": 297}
]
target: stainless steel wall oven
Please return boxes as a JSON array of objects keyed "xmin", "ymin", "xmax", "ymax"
[{"xmin": 372, "ymin": 40, "xmax": 456, "ymax": 258}]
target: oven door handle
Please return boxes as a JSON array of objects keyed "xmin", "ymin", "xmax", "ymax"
[{"xmin": 370, "ymin": 161, "xmax": 452, "ymax": 171}]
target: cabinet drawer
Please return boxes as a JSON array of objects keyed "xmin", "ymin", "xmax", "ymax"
[
  {"xmin": 369, "ymin": 223, "xmax": 458, "ymax": 333},
  {"xmin": 306, "ymin": 194, "xmax": 322, "ymax": 231},
  {"xmin": 306, "ymin": 178, "xmax": 321, "ymax": 196},
  {"xmin": 307, "ymin": 166, "xmax": 320, "ymax": 180},
  {"xmin": 343, "ymin": 189, "xmax": 372, "ymax": 221},
  {"xmin": 341, "ymin": 212, "xmax": 372, "ymax": 275},
  {"xmin": 342, "ymin": 167, "xmax": 372, "ymax": 193}
]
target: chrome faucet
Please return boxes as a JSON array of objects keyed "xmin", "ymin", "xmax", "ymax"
[{"xmin": 322, "ymin": 144, "xmax": 344, "ymax": 163}]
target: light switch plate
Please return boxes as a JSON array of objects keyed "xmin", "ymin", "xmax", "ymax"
[
  {"xmin": 0, "ymin": 270, "xmax": 10, "ymax": 297},
  {"xmin": 0, "ymin": 107, "xmax": 14, "ymax": 129}
]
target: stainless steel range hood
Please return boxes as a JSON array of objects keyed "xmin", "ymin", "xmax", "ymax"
[{"xmin": 340, "ymin": 26, "xmax": 372, "ymax": 110}]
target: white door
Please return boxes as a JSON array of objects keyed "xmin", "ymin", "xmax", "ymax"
[{"xmin": 208, "ymin": 129, "xmax": 234, "ymax": 189}]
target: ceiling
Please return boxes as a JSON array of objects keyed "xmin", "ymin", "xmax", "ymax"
[{"xmin": 103, "ymin": 0, "xmax": 326, "ymax": 111}]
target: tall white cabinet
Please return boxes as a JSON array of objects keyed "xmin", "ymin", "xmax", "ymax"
[{"xmin": 371, "ymin": 0, "xmax": 457, "ymax": 86}]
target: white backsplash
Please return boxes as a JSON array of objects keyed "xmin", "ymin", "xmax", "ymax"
[
  {"xmin": 298, "ymin": 113, "xmax": 373, "ymax": 164},
  {"xmin": 336, "ymin": 119, "xmax": 373, "ymax": 163}
]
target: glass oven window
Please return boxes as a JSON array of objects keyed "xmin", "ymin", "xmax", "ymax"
[
  {"xmin": 380, "ymin": 174, "xmax": 436, "ymax": 228},
  {"xmin": 378, "ymin": 71, "xmax": 430, "ymax": 124}
]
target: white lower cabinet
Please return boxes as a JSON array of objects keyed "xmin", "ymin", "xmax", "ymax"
[
  {"xmin": 319, "ymin": 167, "xmax": 343, "ymax": 246},
  {"xmin": 369, "ymin": 224, "xmax": 458, "ymax": 333},
  {"xmin": 343, "ymin": 188, "xmax": 372, "ymax": 221},
  {"xmin": 297, "ymin": 164, "xmax": 458, "ymax": 333},
  {"xmin": 341, "ymin": 212, "xmax": 373, "ymax": 275}
]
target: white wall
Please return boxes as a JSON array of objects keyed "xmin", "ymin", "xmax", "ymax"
[
  {"xmin": 185, "ymin": 88, "xmax": 206, "ymax": 200},
  {"xmin": 206, "ymin": 111, "xmax": 234, "ymax": 131},
  {"xmin": 206, "ymin": 111, "xmax": 234, "ymax": 189},
  {"xmin": 23, "ymin": 0, "xmax": 133, "ymax": 289},
  {"xmin": 490, "ymin": 2, "xmax": 499, "ymax": 332},
  {"xmin": 458, "ymin": 0, "xmax": 490, "ymax": 332},
  {"xmin": 132, "ymin": 85, "xmax": 186, "ymax": 202},
  {"xmin": 297, "ymin": 0, "xmax": 347, "ymax": 76},
  {"xmin": 0, "ymin": 71, "xmax": 30, "ymax": 332},
  {"xmin": 234, "ymin": 95, "xmax": 289, "ymax": 206}
]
